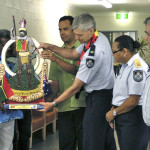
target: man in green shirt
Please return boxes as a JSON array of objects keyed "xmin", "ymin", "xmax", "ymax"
[{"xmin": 45, "ymin": 16, "xmax": 86, "ymax": 150}]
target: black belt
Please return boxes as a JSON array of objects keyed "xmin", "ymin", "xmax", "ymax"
[
  {"xmin": 113, "ymin": 105, "xmax": 142, "ymax": 108},
  {"xmin": 86, "ymin": 89, "xmax": 113, "ymax": 95}
]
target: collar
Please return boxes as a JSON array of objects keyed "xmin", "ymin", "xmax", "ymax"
[
  {"xmin": 126, "ymin": 53, "xmax": 140, "ymax": 67},
  {"xmin": 62, "ymin": 40, "xmax": 80, "ymax": 49}
]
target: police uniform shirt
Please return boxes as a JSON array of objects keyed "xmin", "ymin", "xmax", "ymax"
[
  {"xmin": 112, "ymin": 53, "xmax": 148, "ymax": 106},
  {"xmin": 76, "ymin": 32, "xmax": 115, "ymax": 93},
  {"xmin": 142, "ymin": 71, "xmax": 150, "ymax": 126}
]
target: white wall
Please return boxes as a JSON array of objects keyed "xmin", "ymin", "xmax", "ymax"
[
  {"xmin": 93, "ymin": 13, "xmax": 150, "ymax": 39},
  {"xmin": 0, "ymin": 0, "xmax": 84, "ymax": 45},
  {"xmin": 0, "ymin": 0, "xmax": 84, "ymax": 73},
  {"xmin": 0, "ymin": 0, "xmax": 150, "ymax": 65},
  {"xmin": 93, "ymin": 13, "xmax": 150, "ymax": 64},
  {"xmin": 0, "ymin": 0, "xmax": 149, "ymax": 47}
]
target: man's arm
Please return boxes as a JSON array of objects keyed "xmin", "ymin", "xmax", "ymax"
[
  {"xmin": 38, "ymin": 43, "xmax": 80, "ymax": 60},
  {"xmin": 45, "ymin": 80, "xmax": 60, "ymax": 102},
  {"xmin": 106, "ymin": 95, "xmax": 140, "ymax": 122},
  {"xmin": 39, "ymin": 77, "xmax": 85, "ymax": 112},
  {"xmin": 41, "ymin": 51, "xmax": 77, "ymax": 75}
]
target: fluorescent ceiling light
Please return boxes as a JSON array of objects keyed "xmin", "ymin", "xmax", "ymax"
[
  {"xmin": 67, "ymin": 0, "xmax": 112, "ymax": 8},
  {"xmin": 108, "ymin": 0, "xmax": 124, "ymax": 4},
  {"xmin": 98, "ymin": 0, "xmax": 112, "ymax": 8}
]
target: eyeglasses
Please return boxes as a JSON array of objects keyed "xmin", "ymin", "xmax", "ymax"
[{"xmin": 112, "ymin": 48, "xmax": 123, "ymax": 54}]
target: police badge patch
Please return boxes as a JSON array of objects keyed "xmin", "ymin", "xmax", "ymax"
[
  {"xmin": 86, "ymin": 59, "xmax": 95, "ymax": 68},
  {"xmin": 133, "ymin": 70, "xmax": 143, "ymax": 82}
]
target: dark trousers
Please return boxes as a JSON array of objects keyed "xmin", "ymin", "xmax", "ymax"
[
  {"xmin": 13, "ymin": 110, "xmax": 31, "ymax": 150},
  {"xmin": 83, "ymin": 89, "xmax": 116, "ymax": 150},
  {"xmin": 115, "ymin": 106, "xmax": 149, "ymax": 150},
  {"xmin": 58, "ymin": 107, "xmax": 85, "ymax": 150}
]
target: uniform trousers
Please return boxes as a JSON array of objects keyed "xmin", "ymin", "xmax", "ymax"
[
  {"xmin": 58, "ymin": 107, "xmax": 85, "ymax": 150},
  {"xmin": 13, "ymin": 110, "xmax": 31, "ymax": 150},
  {"xmin": 0, "ymin": 120, "xmax": 15, "ymax": 150},
  {"xmin": 83, "ymin": 89, "xmax": 116, "ymax": 150},
  {"xmin": 115, "ymin": 105, "xmax": 149, "ymax": 150}
]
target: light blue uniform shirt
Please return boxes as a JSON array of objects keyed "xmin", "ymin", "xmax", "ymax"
[
  {"xmin": 76, "ymin": 32, "xmax": 115, "ymax": 93},
  {"xmin": 112, "ymin": 53, "xmax": 148, "ymax": 106},
  {"xmin": 142, "ymin": 71, "xmax": 150, "ymax": 126}
]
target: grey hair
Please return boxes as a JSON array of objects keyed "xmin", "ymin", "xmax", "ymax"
[
  {"xmin": 72, "ymin": 13, "xmax": 96, "ymax": 31},
  {"xmin": 144, "ymin": 17, "xmax": 150, "ymax": 26}
]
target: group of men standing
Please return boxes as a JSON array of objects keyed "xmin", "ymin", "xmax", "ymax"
[
  {"xmin": 40, "ymin": 14, "xmax": 116, "ymax": 150},
  {"xmin": 39, "ymin": 14, "xmax": 150, "ymax": 150},
  {"xmin": 1, "ymin": 12, "xmax": 150, "ymax": 150}
]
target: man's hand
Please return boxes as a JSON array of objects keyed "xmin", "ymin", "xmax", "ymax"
[
  {"xmin": 109, "ymin": 122, "xmax": 114, "ymax": 129},
  {"xmin": 38, "ymin": 102, "xmax": 53, "ymax": 112},
  {"xmin": 106, "ymin": 109, "xmax": 115, "ymax": 124},
  {"xmin": 40, "ymin": 50, "xmax": 57, "ymax": 61},
  {"xmin": 0, "ymin": 102, "xmax": 6, "ymax": 111},
  {"xmin": 38, "ymin": 42, "xmax": 55, "ymax": 51}
]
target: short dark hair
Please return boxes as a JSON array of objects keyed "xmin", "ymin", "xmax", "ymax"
[
  {"xmin": 0, "ymin": 29, "xmax": 15, "ymax": 57},
  {"xmin": 144, "ymin": 17, "xmax": 150, "ymax": 25},
  {"xmin": 0, "ymin": 29, "xmax": 10, "ymax": 43},
  {"xmin": 114, "ymin": 35, "xmax": 140, "ymax": 53},
  {"xmin": 59, "ymin": 16, "xmax": 74, "ymax": 25}
]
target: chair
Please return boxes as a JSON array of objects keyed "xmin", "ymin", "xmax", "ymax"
[
  {"xmin": 29, "ymin": 107, "xmax": 58, "ymax": 148},
  {"xmin": 46, "ymin": 107, "xmax": 58, "ymax": 133},
  {"xmin": 29, "ymin": 110, "xmax": 46, "ymax": 148}
]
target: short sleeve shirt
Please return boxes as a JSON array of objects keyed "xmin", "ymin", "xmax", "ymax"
[
  {"xmin": 76, "ymin": 32, "xmax": 115, "ymax": 93},
  {"xmin": 112, "ymin": 53, "xmax": 148, "ymax": 106},
  {"xmin": 142, "ymin": 71, "xmax": 150, "ymax": 125},
  {"xmin": 49, "ymin": 40, "xmax": 86, "ymax": 112}
]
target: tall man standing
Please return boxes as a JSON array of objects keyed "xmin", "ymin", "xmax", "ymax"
[
  {"xmin": 39, "ymin": 13, "xmax": 116, "ymax": 150},
  {"xmin": 144, "ymin": 17, "xmax": 150, "ymax": 49},
  {"xmin": 45, "ymin": 16, "xmax": 86, "ymax": 150},
  {"xmin": 142, "ymin": 17, "xmax": 150, "ymax": 127}
]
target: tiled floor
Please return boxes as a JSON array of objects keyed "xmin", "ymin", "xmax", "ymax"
[
  {"xmin": 31, "ymin": 125, "xmax": 150, "ymax": 150},
  {"xmin": 31, "ymin": 129, "xmax": 119, "ymax": 150},
  {"xmin": 31, "ymin": 129, "xmax": 59, "ymax": 150}
]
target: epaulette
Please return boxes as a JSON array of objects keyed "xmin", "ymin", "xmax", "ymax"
[
  {"xmin": 89, "ymin": 45, "xmax": 95, "ymax": 56},
  {"xmin": 114, "ymin": 62, "xmax": 121, "ymax": 66},
  {"xmin": 86, "ymin": 45, "xmax": 95, "ymax": 68},
  {"xmin": 134, "ymin": 59, "xmax": 142, "ymax": 68}
]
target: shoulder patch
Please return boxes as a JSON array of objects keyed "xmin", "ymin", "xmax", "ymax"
[
  {"xmin": 134, "ymin": 59, "xmax": 142, "ymax": 68},
  {"xmin": 133, "ymin": 70, "xmax": 143, "ymax": 82},
  {"xmin": 86, "ymin": 59, "xmax": 95, "ymax": 68}
]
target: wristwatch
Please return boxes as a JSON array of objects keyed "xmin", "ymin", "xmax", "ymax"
[
  {"xmin": 113, "ymin": 109, "xmax": 117, "ymax": 116},
  {"xmin": 52, "ymin": 101, "xmax": 57, "ymax": 107}
]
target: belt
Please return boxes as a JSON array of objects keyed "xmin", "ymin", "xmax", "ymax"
[{"xmin": 86, "ymin": 89, "xmax": 113, "ymax": 95}]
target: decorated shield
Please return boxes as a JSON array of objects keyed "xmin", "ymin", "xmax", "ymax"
[{"xmin": 0, "ymin": 18, "xmax": 52, "ymax": 109}]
